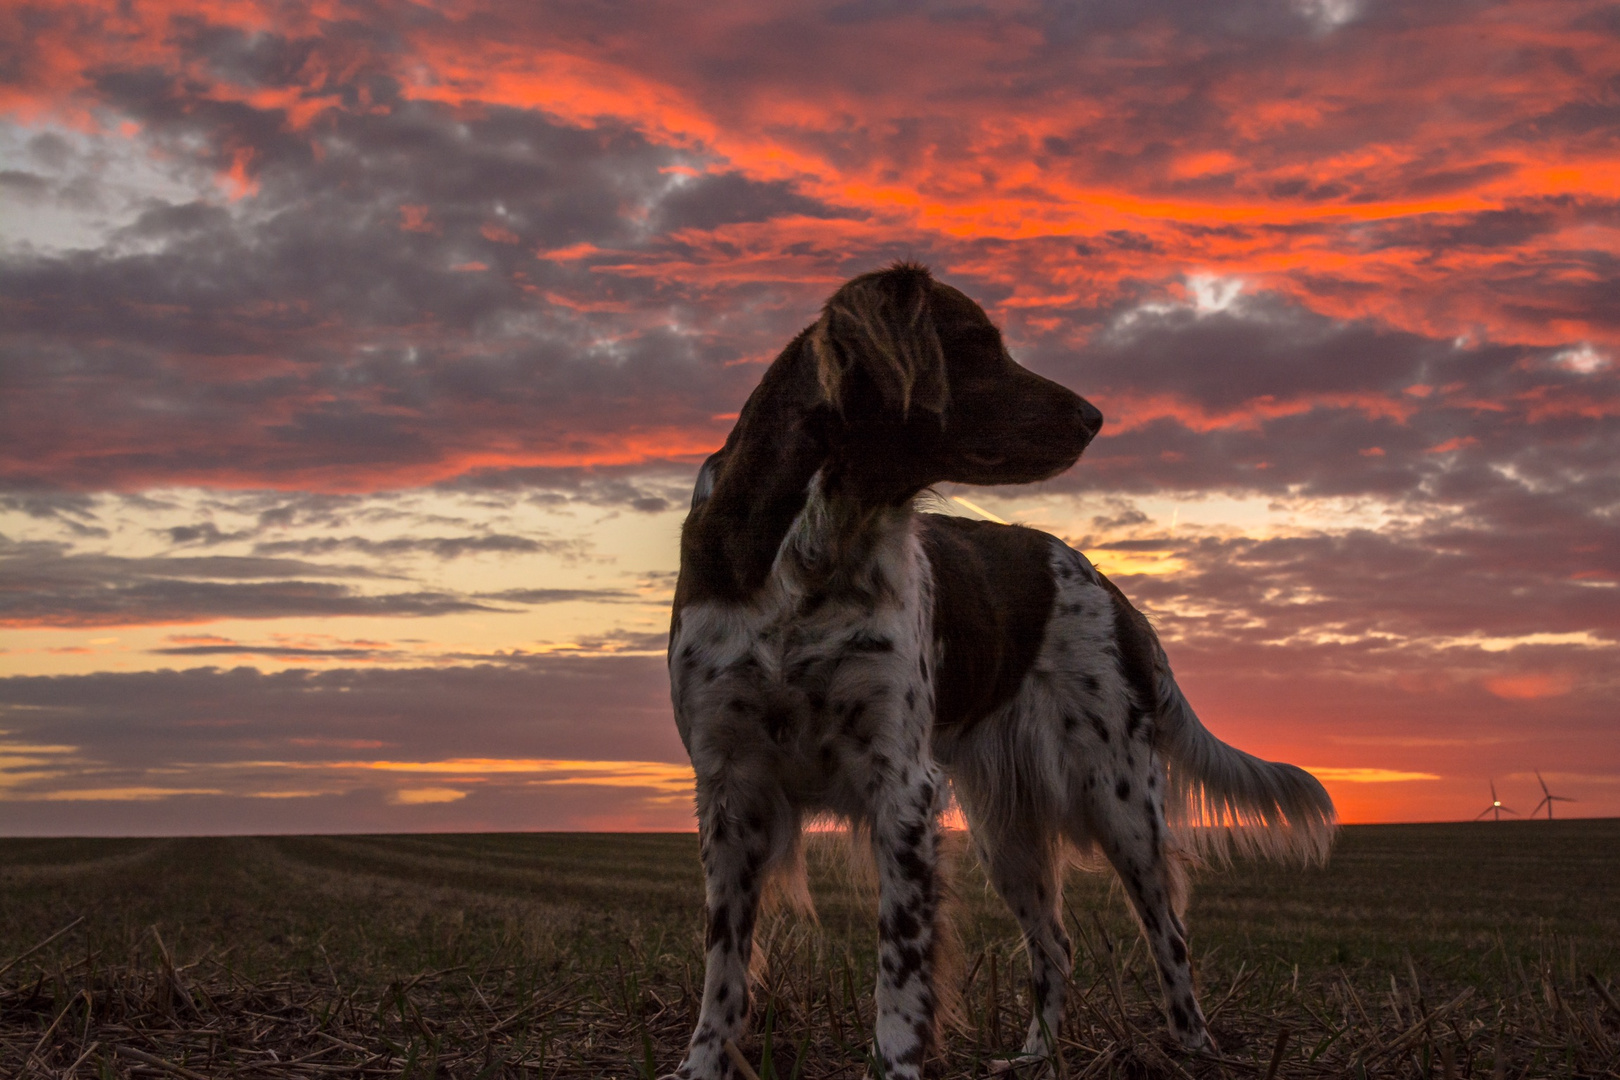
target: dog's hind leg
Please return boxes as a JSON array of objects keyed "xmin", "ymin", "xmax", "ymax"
[
  {"xmin": 961, "ymin": 798, "xmax": 1072, "ymax": 1064},
  {"xmin": 1082, "ymin": 752, "xmax": 1207, "ymax": 1050},
  {"xmin": 674, "ymin": 775, "xmax": 788, "ymax": 1079}
]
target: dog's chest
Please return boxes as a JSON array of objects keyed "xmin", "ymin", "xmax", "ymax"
[{"xmin": 671, "ymin": 519, "xmax": 933, "ymax": 788}]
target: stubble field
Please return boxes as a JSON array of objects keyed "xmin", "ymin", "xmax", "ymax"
[{"xmin": 0, "ymin": 820, "xmax": 1616, "ymax": 1078}]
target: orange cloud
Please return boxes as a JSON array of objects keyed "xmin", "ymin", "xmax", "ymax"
[
  {"xmin": 1305, "ymin": 768, "xmax": 1441, "ymax": 784},
  {"xmin": 1483, "ymin": 672, "xmax": 1574, "ymax": 700}
]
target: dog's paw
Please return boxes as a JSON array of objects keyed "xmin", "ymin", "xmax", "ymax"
[{"xmin": 1171, "ymin": 1026, "xmax": 1212, "ymax": 1054}]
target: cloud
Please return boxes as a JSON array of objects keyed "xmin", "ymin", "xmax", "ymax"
[
  {"xmin": 253, "ymin": 534, "xmax": 582, "ymax": 560},
  {"xmin": 0, "ymin": 536, "xmax": 509, "ymax": 627},
  {"xmin": 1304, "ymin": 768, "xmax": 1440, "ymax": 784},
  {"xmin": 1483, "ymin": 672, "xmax": 1575, "ymax": 700},
  {"xmin": 4, "ymin": 0, "xmax": 1618, "ymax": 498},
  {"xmin": 477, "ymin": 588, "xmax": 641, "ymax": 604},
  {"xmin": 389, "ymin": 787, "xmax": 467, "ymax": 805},
  {"xmin": 149, "ymin": 640, "xmax": 405, "ymax": 662},
  {"xmin": 0, "ymin": 657, "xmax": 690, "ymax": 830}
]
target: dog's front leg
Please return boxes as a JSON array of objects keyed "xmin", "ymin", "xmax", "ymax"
[
  {"xmin": 870, "ymin": 761, "xmax": 946, "ymax": 1080},
  {"xmin": 675, "ymin": 778, "xmax": 774, "ymax": 1079}
]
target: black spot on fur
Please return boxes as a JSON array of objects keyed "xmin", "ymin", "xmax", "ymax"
[
  {"xmin": 895, "ymin": 846, "xmax": 930, "ymax": 883},
  {"xmin": 706, "ymin": 905, "xmax": 730, "ymax": 951},
  {"xmin": 1091, "ymin": 716, "xmax": 1110, "ymax": 743},
  {"xmin": 1171, "ymin": 938, "xmax": 1187, "ymax": 965},
  {"xmin": 846, "ymin": 633, "xmax": 895, "ymax": 653},
  {"xmin": 763, "ymin": 704, "xmax": 793, "ymax": 743},
  {"xmin": 1097, "ymin": 572, "xmax": 1160, "ymax": 712},
  {"xmin": 1116, "ymin": 778, "xmax": 1132, "ymax": 801},
  {"xmin": 890, "ymin": 943, "xmax": 926, "ymax": 985},
  {"xmin": 884, "ymin": 907, "xmax": 921, "ymax": 940},
  {"xmin": 1171, "ymin": 1003, "xmax": 1189, "ymax": 1030},
  {"xmin": 726, "ymin": 655, "xmax": 762, "ymax": 676}
]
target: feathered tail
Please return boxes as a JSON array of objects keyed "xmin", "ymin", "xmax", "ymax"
[{"xmin": 1154, "ymin": 646, "xmax": 1337, "ymax": 865}]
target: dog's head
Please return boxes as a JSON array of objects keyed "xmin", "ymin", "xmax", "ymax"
[
  {"xmin": 680, "ymin": 264, "xmax": 1102, "ymax": 601},
  {"xmin": 807, "ymin": 262, "xmax": 1102, "ymax": 504}
]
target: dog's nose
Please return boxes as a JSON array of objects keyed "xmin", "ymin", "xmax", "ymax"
[{"xmin": 1078, "ymin": 397, "xmax": 1104, "ymax": 437}]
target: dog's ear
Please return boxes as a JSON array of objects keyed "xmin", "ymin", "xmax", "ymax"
[{"xmin": 810, "ymin": 262, "xmax": 948, "ymax": 419}]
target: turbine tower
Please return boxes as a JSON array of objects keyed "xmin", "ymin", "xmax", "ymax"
[
  {"xmin": 1531, "ymin": 771, "xmax": 1575, "ymax": 820},
  {"xmin": 1475, "ymin": 780, "xmax": 1516, "ymax": 822}
]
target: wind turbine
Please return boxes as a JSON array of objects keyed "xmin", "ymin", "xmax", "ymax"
[
  {"xmin": 1531, "ymin": 772, "xmax": 1575, "ymax": 820},
  {"xmin": 1475, "ymin": 780, "xmax": 1517, "ymax": 822}
]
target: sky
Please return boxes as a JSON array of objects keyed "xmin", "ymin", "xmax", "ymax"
[{"xmin": 1, "ymin": 0, "xmax": 1617, "ymax": 834}]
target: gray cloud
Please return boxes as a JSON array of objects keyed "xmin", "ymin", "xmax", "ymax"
[
  {"xmin": 477, "ymin": 588, "xmax": 641, "ymax": 604},
  {"xmin": 0, "ymin": 536, "xmax": 512, "ymax": 627},
  {"xmin": 0, "ymin": 658, "xmax": 683, "ymax": 767},
  {"xmin": 165, "ymin": 522, "xmax": 254, "ymax": 546},
  {"xmin": 253, "ymin": 534, "xmax": 583, "ymax": 560},
  {"xmin": 442, "ymin": 465, "xmax": 700, "ymax": 515},
  {"xmin": 0, "ymin": 658, "xmax": 689, "ymax": 834}
]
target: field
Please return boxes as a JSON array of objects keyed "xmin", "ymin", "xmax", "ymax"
[{"xmin": 1, "ymin": 821, "xmax": 1617, "ymax": 1078}]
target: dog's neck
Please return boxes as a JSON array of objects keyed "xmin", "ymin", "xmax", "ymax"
[
  {"xmin": 775, "ymin": 470, "xmax": 916, "ymax": 603},
  {"xmin": 676, "ymin": 344, "xmax": 928, "ymax": 609}
]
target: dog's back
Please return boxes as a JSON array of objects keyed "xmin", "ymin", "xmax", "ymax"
[{"xmin": 922, "ymin": 512, "xmax": 1335, "ymax": 865}]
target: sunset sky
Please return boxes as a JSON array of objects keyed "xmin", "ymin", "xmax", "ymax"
[{"xmin": 2, "ymin": 0, "xmax": 1617, "ymax": 833}]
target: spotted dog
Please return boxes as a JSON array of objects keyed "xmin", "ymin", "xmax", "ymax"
[{"xmin": 668, "ymin": 264, "xmax": 1336, "ymax": 1078}]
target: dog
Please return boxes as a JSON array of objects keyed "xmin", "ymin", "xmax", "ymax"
[{"xmin": 667, "ymin": 263, "xmax": 1336, "ymax": 1079}]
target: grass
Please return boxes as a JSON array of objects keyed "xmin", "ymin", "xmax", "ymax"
[{"xmin": 0, "ymin": 821, "xmax": 1616, "ymax": 1077}]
